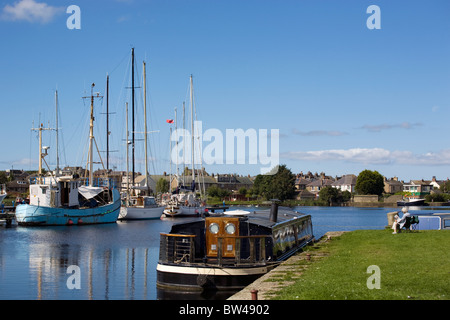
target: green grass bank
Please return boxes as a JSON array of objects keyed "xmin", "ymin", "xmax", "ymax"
[{"xmin": 273, "ymin": 229, "xmax": 450, "ymax": 300}]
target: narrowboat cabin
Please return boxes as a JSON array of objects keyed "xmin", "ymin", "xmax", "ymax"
[{"xmin": 156, "ymin": 202, "xmax": 314, "ymax": 293}]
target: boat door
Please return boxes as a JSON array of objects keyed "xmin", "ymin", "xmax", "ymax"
[{"xmin": 205, "ymin": 217, "xmax": 239, "ymax": 258}]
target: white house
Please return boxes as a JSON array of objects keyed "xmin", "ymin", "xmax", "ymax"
[{"xmin": 331, "ymin": 174, "xmax": 356, "ymax": 193}]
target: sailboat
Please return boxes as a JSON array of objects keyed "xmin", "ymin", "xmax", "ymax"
[
  {"xmin": 163, "ymin": 75, "xmax": 207, "ymax": 218},
  {"xmin": 15, "ymin": 86, "xmax": 121, "ymax": 226},
  {"xmin": 119, "ymin": 49, "xmax": 165, "ymax": 220}
]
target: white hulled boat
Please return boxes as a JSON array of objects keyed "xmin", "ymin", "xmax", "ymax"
[{"xmin": 119, "ymin": 49, "xmax": 164, "ymax": 220}]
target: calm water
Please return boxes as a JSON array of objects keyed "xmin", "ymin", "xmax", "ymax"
[{"xmin": 0, "ymin": 206, "xmax": 447, "ymax": 300}]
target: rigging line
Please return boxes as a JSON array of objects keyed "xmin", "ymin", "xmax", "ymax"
[
  {"xmin": 28, "ymin": 124, "xmax": 33, "ymax": 171},
  {"xmin": 108, "ymin": 49, "xmax": 131, "ymax": 76}
]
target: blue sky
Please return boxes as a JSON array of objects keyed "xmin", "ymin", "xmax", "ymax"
[{"xmin": 0, "ymin": 0, "xmax": 449, "ymax": 181}]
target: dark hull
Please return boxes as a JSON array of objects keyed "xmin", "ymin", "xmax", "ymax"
[
  {"xmin": 157, "ymin": 206, "xmax": 314, "ymax": 295},
  {"xmin": 156, "ymin": 263, "xmax": 274, "ymax": 291},
  {"xmin": 397, "ymin": 199, "xmax": 425, "ymax": 206}
]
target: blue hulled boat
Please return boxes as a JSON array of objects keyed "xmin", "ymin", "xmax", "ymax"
[
  {"xmin": 16, "ymin": 84, "xmax": 121, "ymax": 226},
  {"xmin": 15, "ymin": 177, "xmax": 121, "ymax": 226}
]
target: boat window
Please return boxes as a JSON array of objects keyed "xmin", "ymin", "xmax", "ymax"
[
  {"xmin": 144, "ymin": 197, "xmax": 156, "ymax": 206},
  {"xmin": 209, "ymin": 223, "xmax": 220, "ymax": 234},
  {"xmin": 225, "ymin": 223, "xmax": 236, "ymax": 235}
]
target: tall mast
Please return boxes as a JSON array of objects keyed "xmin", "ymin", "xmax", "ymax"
[
  {"xmin": 175, "ymin": 107, "xmax": 178, "ymax": 182},
  {"xmin": 106, "ymin": 73, "xmax": 109, "ymax": 171},
  {"xmin": 143, "ymin": 61, "xmax": 149, "ymax": 190},
  {"xmin": 31, "ymin": 123, "xmax": 53, "ymax": 184},
  {"xmin": 131, "ymin": 47, "xmax": 135, "ymax": 186},
  {"xmin": 126, "ymin": 102, "xmax": 129, "ymax": 201},
  {"xmin": 190, "ymin": 75, "xmax": 194, "ymax": 190},
  {"xmin": 89, "ymin": 83, "xmax": 95, "ymax": 187},
  {"xmin": 182, "ymin": 101, "xmax": 185, "ymax": 187},
  {"xmin": 82, "ymin": 83, "xmax": 103, "ymax": 187},
  {"xmin": 55, "ymin": 90, "xmax": 59, "ymax": 177}
]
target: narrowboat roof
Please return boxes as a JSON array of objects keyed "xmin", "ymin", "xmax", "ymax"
[
  {"xmin": 239, "ymin": 206, "xmax": 308, "ymax": 228},
  {"xmin": 169, "ymin": 206, "xmax": 308, "ymax": 231}
]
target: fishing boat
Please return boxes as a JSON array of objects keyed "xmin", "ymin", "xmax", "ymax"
[
  {"xmin": 157, "ymin": 201, "xmax": 314, "ymax": 293},
  {"xmin": 15, "ymin": 86, "xmax": 121, "ymax": 226},
  {"xmin": 119, "ymin": 50, "xmax": 164, "ymax": 220}
]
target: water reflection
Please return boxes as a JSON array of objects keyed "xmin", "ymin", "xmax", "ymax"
[
  {"xmin": 0, "ymin": 220, "xmax": 172, "ymax": 300},
  {"xmin": 26, "ymin": 243, "xmax": 156, "ymax": 300},
  {"xmin": 1, "ymin": 206, "xmax": 448, "ymax": 300}
]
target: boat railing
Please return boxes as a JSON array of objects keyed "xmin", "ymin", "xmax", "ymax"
[
  {"xmin": 159, "ymin": 233, "xmax": 271, "ymax": 267},
  {"xmin": 80, "ymin": 177, "xmax": 116, "ymax": 188},
  {"xmin": 29, "ymin": 176, "xmax": 117, "ymax": 188},
  {"xmin": 159, "ymin": 233, "xmax": 196, "ymax": 264}
]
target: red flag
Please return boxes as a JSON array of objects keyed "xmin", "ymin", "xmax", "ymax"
[{"xmin": 166, "ymin": 119, "xmax": 174, "ymax": 124}]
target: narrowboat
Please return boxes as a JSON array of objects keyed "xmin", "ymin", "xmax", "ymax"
[{"xmin": 156, "ymin": 202, "xmax": 314, "ymax": 293}]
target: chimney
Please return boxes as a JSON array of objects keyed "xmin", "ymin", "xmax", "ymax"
[{"xmin": 269, "ymin": 199, "xmax": 280, "ymax": 223}]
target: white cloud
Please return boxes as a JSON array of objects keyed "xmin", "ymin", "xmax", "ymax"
[
  {"xmin": 1, "ymin": 0, "xmax": 64, "ymax": 24},
  {"xmin": 281, "ymin": 148, "xmax": 450, "ymax": 166}
]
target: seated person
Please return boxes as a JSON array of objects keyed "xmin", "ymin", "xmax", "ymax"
[{"xmin": 392, "ymin": 207, "xmax": 411, "ymax": 234}]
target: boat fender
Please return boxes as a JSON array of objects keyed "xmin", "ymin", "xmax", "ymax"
[
  {"xmin": 78, "ymin": 218, "xmax": 83, "ymax": 224},
  {"xmin": 67, "ymin": 219, "xmax": 73, "ymax": 226},
  {"xmin": 196, "ymin": 274, "xmax": 209, "ymax": 287}
]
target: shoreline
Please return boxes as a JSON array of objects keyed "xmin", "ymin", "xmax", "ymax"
[
  {"xmin": 214, "ymin": 201, "xmax": 450, "ymax": 208},
  {"xmin": 227, "ymin": 231, "xmax": 346, "ymax": 300}
]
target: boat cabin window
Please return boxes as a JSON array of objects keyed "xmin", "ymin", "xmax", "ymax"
[{"xmin": 144, "ymin": 197, "xmax": 156, "ymax": 206}]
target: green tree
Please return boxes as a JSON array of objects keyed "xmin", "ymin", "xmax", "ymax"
[
  {"xmin": 355, "ymin": 170, "xmax": 384, "ymax": 196},
  {"xmin": 253, "ymin": 164, "xmax": 295, "ymax": 201},
  {"xmin": 342, "ymin": 190, "xmax": 352, "ymax": 202},
  {"xmin": 238, "ymin": 187, "xmax": 247, "ymax": 195},
  {"xmin": 319, "ymin": 186, "xmax": 341, "ymax": 204},
  {"xmin": 207, "ymin": 186, "xmax": 231, "ymax": 199},
  {"xmin": 156, "ymin": 178, "xmax": 169, "ymax": 193},
  {"xmin": 441, "ymin": 180, "xmax": 450, "ymax": 193},
  {"xmin": 0, "ymin": 172, "xmax": 7, "ymax": 185}
]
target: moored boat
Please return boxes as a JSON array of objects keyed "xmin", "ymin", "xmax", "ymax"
[
  {"xmin": 15, "ymin": 177, "xmax": 120, "ymax": 226},
  {"xmin": 16, "ymin": 85, "xmax": 121, "ymax": 226},
  {"xmin": 119, "ymin": 53, "xmax": 165, "ymax": 220},
  {"xmin": 156, "ymin": 201, "xmax": 314, "ymax": 293},
  {"xmin": 119, "ymin": 196, "xmax": 164, "ymax": 220},
  {"xmin": 397, "ymin": 198, "xmax": 426, "ymax": 206}
]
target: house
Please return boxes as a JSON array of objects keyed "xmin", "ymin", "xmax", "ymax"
[
  {"xmin": 6, "ymin": 177, "xmax": 29, "ymax": 193},
  {"xmin": 403, "ymin": 180, "xmax": 433, "ymax": 197},
  {"xmin": 295, "ymin": 176, "xmax": 312, "ymax": 191},
  {"xmin": 332, "ymin": 174, "xmax": 356, "ymax": 193},
  {"xmin": 296, "ymin": 189, "xmax": 315, "ymax": 201},
  {"xmin": 384, "ymin": 177, "xmax": 403, "ymax": 194},
  {"xmin": 430, "ymin": 176, "xmax": 445, "ymax": 190},
  {"xmin": 306, "ymin": 178, "xmax": 334, "ymax": 198},
  {"xmin": 213, "ymin": 174, "xmax": 253, "ymax": 192}
]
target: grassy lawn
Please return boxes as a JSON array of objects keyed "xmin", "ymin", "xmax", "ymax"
[{"xmin": 274, "ymin": 229, "xmax": 450, "ymax": 300}]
